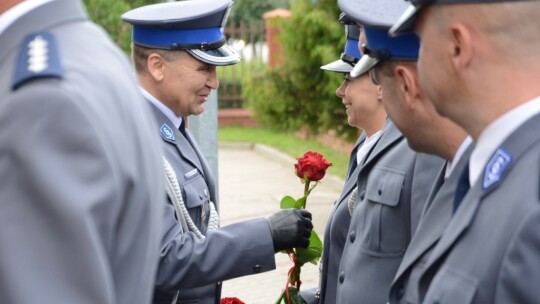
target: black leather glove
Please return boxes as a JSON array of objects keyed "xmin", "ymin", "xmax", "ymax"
[{"xmin": 266, "ymin": 209, "xmax": 313, "ymax": 252}]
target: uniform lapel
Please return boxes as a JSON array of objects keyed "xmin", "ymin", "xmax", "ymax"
[
  {"xmin": 394, "ymin": 145, "xmax": 473, "ymax": 282},
  {"xmin": 149, "ymin": 103, "xmax": 204, "ymax": 174},
  {"xmin": 335, "ymin": 133, "xmax": 366, "ymax": 205},
  {"xmin": 419, "ymin": 164, "xmax": 447, "ymax": 218},
  {"xmin": 423, "ymin": 113, "xmax": 540, "ymax": 276},
  {"xmin": 360, "ymin": 119, "xmax": 402, "ymax": 171},
  {"xmin": 183, "ymin": 129, "xmax": 217, "ymax": 206}
]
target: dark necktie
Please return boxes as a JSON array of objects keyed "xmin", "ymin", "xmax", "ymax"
[
  {"xmin": 179, "ymin": 120, "xmax": 187, "ymax": 137},
  {"xmin": 453, "ymin": 162, "xmax": 470, "ymax": 213}
]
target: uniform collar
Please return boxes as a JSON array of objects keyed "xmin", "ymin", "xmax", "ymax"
[{"xmin": 470, "ymin": 96, "xmax": 540, "ymax": 185}]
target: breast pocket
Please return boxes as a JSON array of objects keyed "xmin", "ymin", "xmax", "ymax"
[
  {"xmin": 359, "ymin": 167, "xmax": 406, "ymax": 255},
  {"xmin": 423, "ymin": 266, "xmax": 477, "ymax": 304},
  {"xmin": 181, "ymin": 172, "xmax": 210, "ymax": 227}
]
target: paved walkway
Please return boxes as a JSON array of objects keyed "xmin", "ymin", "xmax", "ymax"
[{"xmin": 218, "ymin": 143, "xmax": 344, "ymax": 303}]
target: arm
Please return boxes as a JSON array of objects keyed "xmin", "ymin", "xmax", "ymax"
[
  {"xmin": 0, "ymin": 84, "xmax": 120, "ymax": 303},
  {"xmin": 155, "ymin": 201, "xmax": 277, "ymax": 290}
]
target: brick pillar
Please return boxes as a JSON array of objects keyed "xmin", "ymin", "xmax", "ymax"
[{"xmin": 263, "ymin": 8, "xmax": 291, "ymax": 68}]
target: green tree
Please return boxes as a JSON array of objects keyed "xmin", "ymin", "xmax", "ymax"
[
  {"xmin": 228, "ymin": 0, "xmax": 291, "ymax": 26},
  {"xmin": 83, "ymin": 0, "xmax": 161, "ymax": 53},
  {"xmin": 244, "ymin": 0, "xmax": 357, "ymax": 140}
]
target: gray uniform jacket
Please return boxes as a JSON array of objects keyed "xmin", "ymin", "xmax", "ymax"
[
  {"xmin": 417, "ymin": 114, "xmax": 540, "ymax": 304},
  {"xmin": 388, "ymin": 144, "xmax": 474, "ymax": 304},
  {"xmin": 301, "ymin": 133, "xmax": 367, "ymax": 304},
  {"xmin": 150, "ymin": 105, "xmax": 276, "ymax": 304},
  {"xmin": 0, "ymin": 1, "xmax": 164, "ymax": 303},
  {"xmin": 335, "ymin": 120, "xmax": 443, "ymax": 304}
]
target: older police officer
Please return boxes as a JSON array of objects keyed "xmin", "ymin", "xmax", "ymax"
[
  {"xmin": 390, "ymin": 0, "xmax": 540, "ymax": 303},
  {"xmin": 122, "ymin": 1, "xmax": 313, "ymax": 303},
  {"xmin": 0, "ymin": 0, "xmax": 164, "ymax": 303}
]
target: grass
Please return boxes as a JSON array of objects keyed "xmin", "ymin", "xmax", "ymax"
[{"xmin": 218, "ymin": 126, "xmax": 350, "ymax": 179}]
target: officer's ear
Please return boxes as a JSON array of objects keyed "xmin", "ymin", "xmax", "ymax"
[
  {"xmin": 147, "ymin": 53, "xmax": 165, "ymax": 82},
  {"xmin": 394, "ymin": 64, "xmax": 419, "ymax": 111},
  {"xmin": 449, "ymin": 22, "xmax": 473, "ymax": 72}
]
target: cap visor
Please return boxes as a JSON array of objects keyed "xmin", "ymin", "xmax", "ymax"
[
  {"xmin": 187, "ymin": 44, "xmax": 240, "ymax": 66},
  {"xmin": 321, "ymin": 59, "xmax": 354, "ymax": 73},
  {"xmin": 350, "ymin": 55, "xmax": 379, "ymax": 78},
  {"xmin": 389, "ymin": 5, "xmax": 419, "ymax": 36}
]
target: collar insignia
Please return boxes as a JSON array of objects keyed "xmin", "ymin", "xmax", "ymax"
[{"xmin": 483, "ymin": 147, "xmax": 512, "ymax": 190}]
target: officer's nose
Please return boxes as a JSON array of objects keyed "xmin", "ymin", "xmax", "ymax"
[{"xmin": 336, "ymin": 80, "xmax": 347, "ymax": 98}]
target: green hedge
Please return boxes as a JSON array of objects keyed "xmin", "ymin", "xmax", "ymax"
[{"xmin": 243, "ymin": 0, "xmax": 358, "ymax": 142}]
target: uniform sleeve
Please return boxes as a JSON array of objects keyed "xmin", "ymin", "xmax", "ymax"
[
  {"xmin": 497, "ymin": 208, "xmax": 540, "ymax": 303},
  {"xmin": 155, "ymin": 199, "xmax": 277, "ymax": 290},
  {"xmin": 0, "ymin": 84, "xmax": 119, "ymax": 303}
]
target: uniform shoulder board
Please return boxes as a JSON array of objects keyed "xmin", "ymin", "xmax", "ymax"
[{"xmin": 12, "ymin": 32, "xmax": 63, "ymax": 90}]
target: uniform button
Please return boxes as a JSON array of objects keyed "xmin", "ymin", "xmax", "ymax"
[
  {"xmin": 378, "ymin": 189, "xmax": 382, "ymax": 195},
  {"xmin": 339, "ymin": 271, "xmax": 345, "ymax": 283},
  {"xmin": 253, "ymin": 265, "xmax": 262, "ymax": 273},
  {"xmin": 349, "ymin": 231, "xmax": 356, "ymax": 243},
  {"xmin": 204, "ymin": 189, "xmax": 209, "ymax": 197},
  {"xmin": 359, "ymin": 190, "xmax": 366, "ymax": 201},
  {"xmin": 396, "ymin": 286, "xmax": 405, "ymax": 300}
]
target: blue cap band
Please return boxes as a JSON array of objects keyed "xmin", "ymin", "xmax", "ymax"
[
  {"xmin": 364, "ymin": 26, "xmax": 419, "ymax": 60},
  {"xmin": 344, "ymin": 38, "xmax": 362, "ymax": 59},
  {"xmin": 132, "ymin": 26, "xmax": 224, "ymax": 49}
]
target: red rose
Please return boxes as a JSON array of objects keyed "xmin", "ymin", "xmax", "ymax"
[
  {"xmin": 294, "ymin": 151, "xmax": 332, "ymax": 182},
  {"xmin": 221, "ymin": 297, "xmax": 245, "ymax": 304}
]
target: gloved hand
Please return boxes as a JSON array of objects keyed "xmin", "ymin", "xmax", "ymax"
[{"xmin": 266, "ymin": 209, "xmax": 313, "ymax": 252}]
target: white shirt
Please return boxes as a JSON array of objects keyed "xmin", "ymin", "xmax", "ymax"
[
  {"xmin": 357, "ymin": 130, "xmax": 382, "ymax": 165},
  {"xmin": 140, "ymin": 87, "xmax": 183, "ymax": 129},
  {"xmin": 445, "ymin": 136, "xmax": 473, "ymax": 179},
  {"xmin": 0, "ymin": 0, "xmax": 53, "ymax": 36},
  {"xmin": 470, "ymin": 96, "xmax": 540, "ymax": 185}
]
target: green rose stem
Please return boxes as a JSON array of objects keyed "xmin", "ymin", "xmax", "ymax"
[
  {"xmin": 281, "ymin": 179, "xmax": 316, "ymax": 303},
  {"xmin": 277, "ymin": 151, "xmax": 330, "ymax": 304}
]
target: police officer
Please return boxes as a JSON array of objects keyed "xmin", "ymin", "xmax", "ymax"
[
  {"xmin": 328, "ymin": 1, "xmax": 445, "ymax": 303},
  {"xmin": 338, "ymin": 1, "xmax": 474, "ymax": 303},
  {"xmin": 389, "ymin": 0, "xmax": 540, "ymax": 303},
  {"xmin": 0, "ymin": 0, "xmax": 163, "ymax": 303},
  {"xmin": 301, "ymin": 15, "xmax": 387, "ymax": 304},
  {"xmin": 121, "ymin": 1, "xmax": 313, "ymax": 303}
]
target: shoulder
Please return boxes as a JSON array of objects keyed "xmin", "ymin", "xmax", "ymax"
[{"xmin": 11, "ymin": 32, "xmax": 63, "ymax": 91}]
